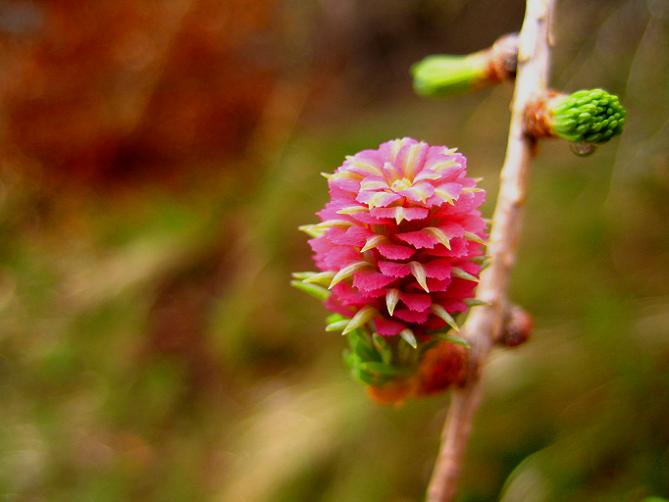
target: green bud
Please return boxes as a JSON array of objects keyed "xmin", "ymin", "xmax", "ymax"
[
  {"xmin": 411, "ymin": 54, "xmax": 487, "ymax": 97},
  {"xmin": 551, "ymin": 89, "xmax": 626, "ymax": 144}
]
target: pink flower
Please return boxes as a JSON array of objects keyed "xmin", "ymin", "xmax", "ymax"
[{"xmin": 302, "ymin": 138, "xmax": 486, "ymax": 339}]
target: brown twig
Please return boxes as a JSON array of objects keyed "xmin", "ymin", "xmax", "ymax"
[{"xmin": 426, "ymin": 0, "xmax": 555, "ymax": 500}]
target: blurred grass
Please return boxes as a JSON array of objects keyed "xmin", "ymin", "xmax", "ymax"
[{"xmin": 1, "ymin": 0, "xmax": 668, "ymax": 501}]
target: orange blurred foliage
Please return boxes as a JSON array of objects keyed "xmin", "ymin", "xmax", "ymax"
[{"xmin": 0, "ymin": 0, "xmax": 279, "ymax": 184}]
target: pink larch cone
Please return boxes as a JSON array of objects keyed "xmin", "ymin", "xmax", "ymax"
[
  {"xmin": 305, "ymin": 137, "xmax": 487, "ymax": 339},
  {"xmin": 294, "ymin": 137, "xmax": 488, "ymax": 402}
]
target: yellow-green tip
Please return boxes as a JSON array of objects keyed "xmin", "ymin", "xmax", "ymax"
[{"xmin": 411, "ymin": 54, "xmax": 486, "ymax": 97}]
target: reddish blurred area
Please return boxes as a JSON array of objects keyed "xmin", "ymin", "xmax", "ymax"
[
  {"xmin": 0, "ymin": 0, "xmax": 527, "ymax": 187},
  {"xmin": 0, "ymin": 0, "xmax": 280, "ymax": 184},
  {"xmin": 368, "ymin": 341, "xmax": 468, "ymax": 405}
]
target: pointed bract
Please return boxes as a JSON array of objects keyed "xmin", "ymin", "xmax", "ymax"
[
  {"xmin": 410, "ymin": 261, "xmax": 430, "ymax": 292},
  {"xmin": 425, "ymin": 227, "xmax": 452, "ymax": 250},
  {"xmin": 452, "ymin": 267, "xmax": 480, "ymax": 283},
  {"xmin": 386, "ymin": 288, "xmax": 400, "ymax": 316},
  {"xmin": 464, "ymin": 298, "xmax": 490, "ymax": 307},
  {"xmin": 343, "ymin": 306, "xmax": 377, "ymax": 335},
  {"xmin": 400, "ymin": 329, "xmax": 418, "ymax": 349},
  {"xmin": 301, "ymin": 271, "xmax": 335, "ymax": 286},
  {"xmin": 326, "ymin": 319, "xmax": 349, "ymax": 332},
  {"xmin": 329, "ymin": 261, "xmax": 371, "ymax": 288},
  {"xmin": 438, "ymin": 332, "xmax": 470, "ymax": 348},
  {"xmin": 361, "ymin": 235, "xmax": 387, "ymax": 253},
  {"xmin": 290, "ymin": 280, "xmax": 331, "ymax": 301},
  {"xmin": 463, "ymin": 231, "xmax": 487, "ymax": 246},
  {"xmin": 431, "ymin": 304, "xmax": 460, "ymax": 332}
]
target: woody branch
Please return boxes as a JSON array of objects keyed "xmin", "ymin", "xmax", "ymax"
[{"xmin": 426, "ymin": 0, "xmax": 555, "ymax": 500}]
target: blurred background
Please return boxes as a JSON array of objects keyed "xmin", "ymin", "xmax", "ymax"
[{"xmin": 0, "ymin": 0, "xmax": 667, "ymax": 500}]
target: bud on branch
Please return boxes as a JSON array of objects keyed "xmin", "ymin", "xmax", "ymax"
[
  {"xmin": 412, "ymin": 33, "xmax": 519, "ymax": 97},
  {"xmin": 524, "ymin": 88, "xmax": 626, "ymax": 144},
  {"xmin": 498, "ymin": 305, "xmax": 532, "ymax": 347}
]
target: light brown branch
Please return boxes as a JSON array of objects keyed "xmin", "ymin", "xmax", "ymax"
[{"xmin": 426, "ymin": 1, "xmax": 555, "ymax": 500}]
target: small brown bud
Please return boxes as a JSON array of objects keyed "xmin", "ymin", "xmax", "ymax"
[
  {"xmin": 499, "ymin": 305, "xmax": 532, "ymax": 347},
  {"xmin": 486, "ymin": 33, "xmax": 519, "ymax": 83},
  {"xmin": 416, "ymin": 341, "xmax": 469, "ymax": 395}
]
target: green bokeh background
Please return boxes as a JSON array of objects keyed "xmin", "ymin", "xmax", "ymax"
[{"xmin": 0, "ymin": 0, "xmax": 668, "ymax": 500}]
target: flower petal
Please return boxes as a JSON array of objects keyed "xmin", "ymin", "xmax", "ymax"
[
  {"xmin": 356, "ymin": 190, "xmax": 402, "ymax": 208},
  {"xmin": 400, "ymin": 292, "xmax": 432, "ymax": 312},
  {"xmin": 377, "ymin": 261, "xmax": 411, "ymax": 278},
  {"xmin": 394, "ymin": 309, "xmax": 430, "ymax": 324},
  {"xmin": 374, "ymin": 316, "xmax": 406, "ymax": 336},
  {"xmin": 397, "ymin": 182, "xmax": 434, "ymax": 203},
  {"xmin": 370, "ymin": 206, "xmax": 429, "ymax": 223},
  {"xmin": 345, "ymin": 155, "xmax": 383, "ymax": 178},
  {"xmin": 424, "ymin": 259, "xmax": 453, "ymax": 280},
  {"xmin": 396, "ymin": 229, "xmax": 439, "ymax": 249},
  {"xmin": 376, "ymin": 243, "xmax": 415, "ymax": 260},
  {"xmin": 359, "ymin": 175, "xmax": 390, "ymax": 191},
  {"xmin": 353, "ymin": 269, "xmax": 396, "ymax": 291},
  {"xmin": 396, "ymin": 141, "xmax": 428, "ymax": 179}
]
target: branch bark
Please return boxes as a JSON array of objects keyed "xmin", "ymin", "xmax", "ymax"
[{"xmin": 426, "ymin": 0, "xmax": 555, "ymax": 500}]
